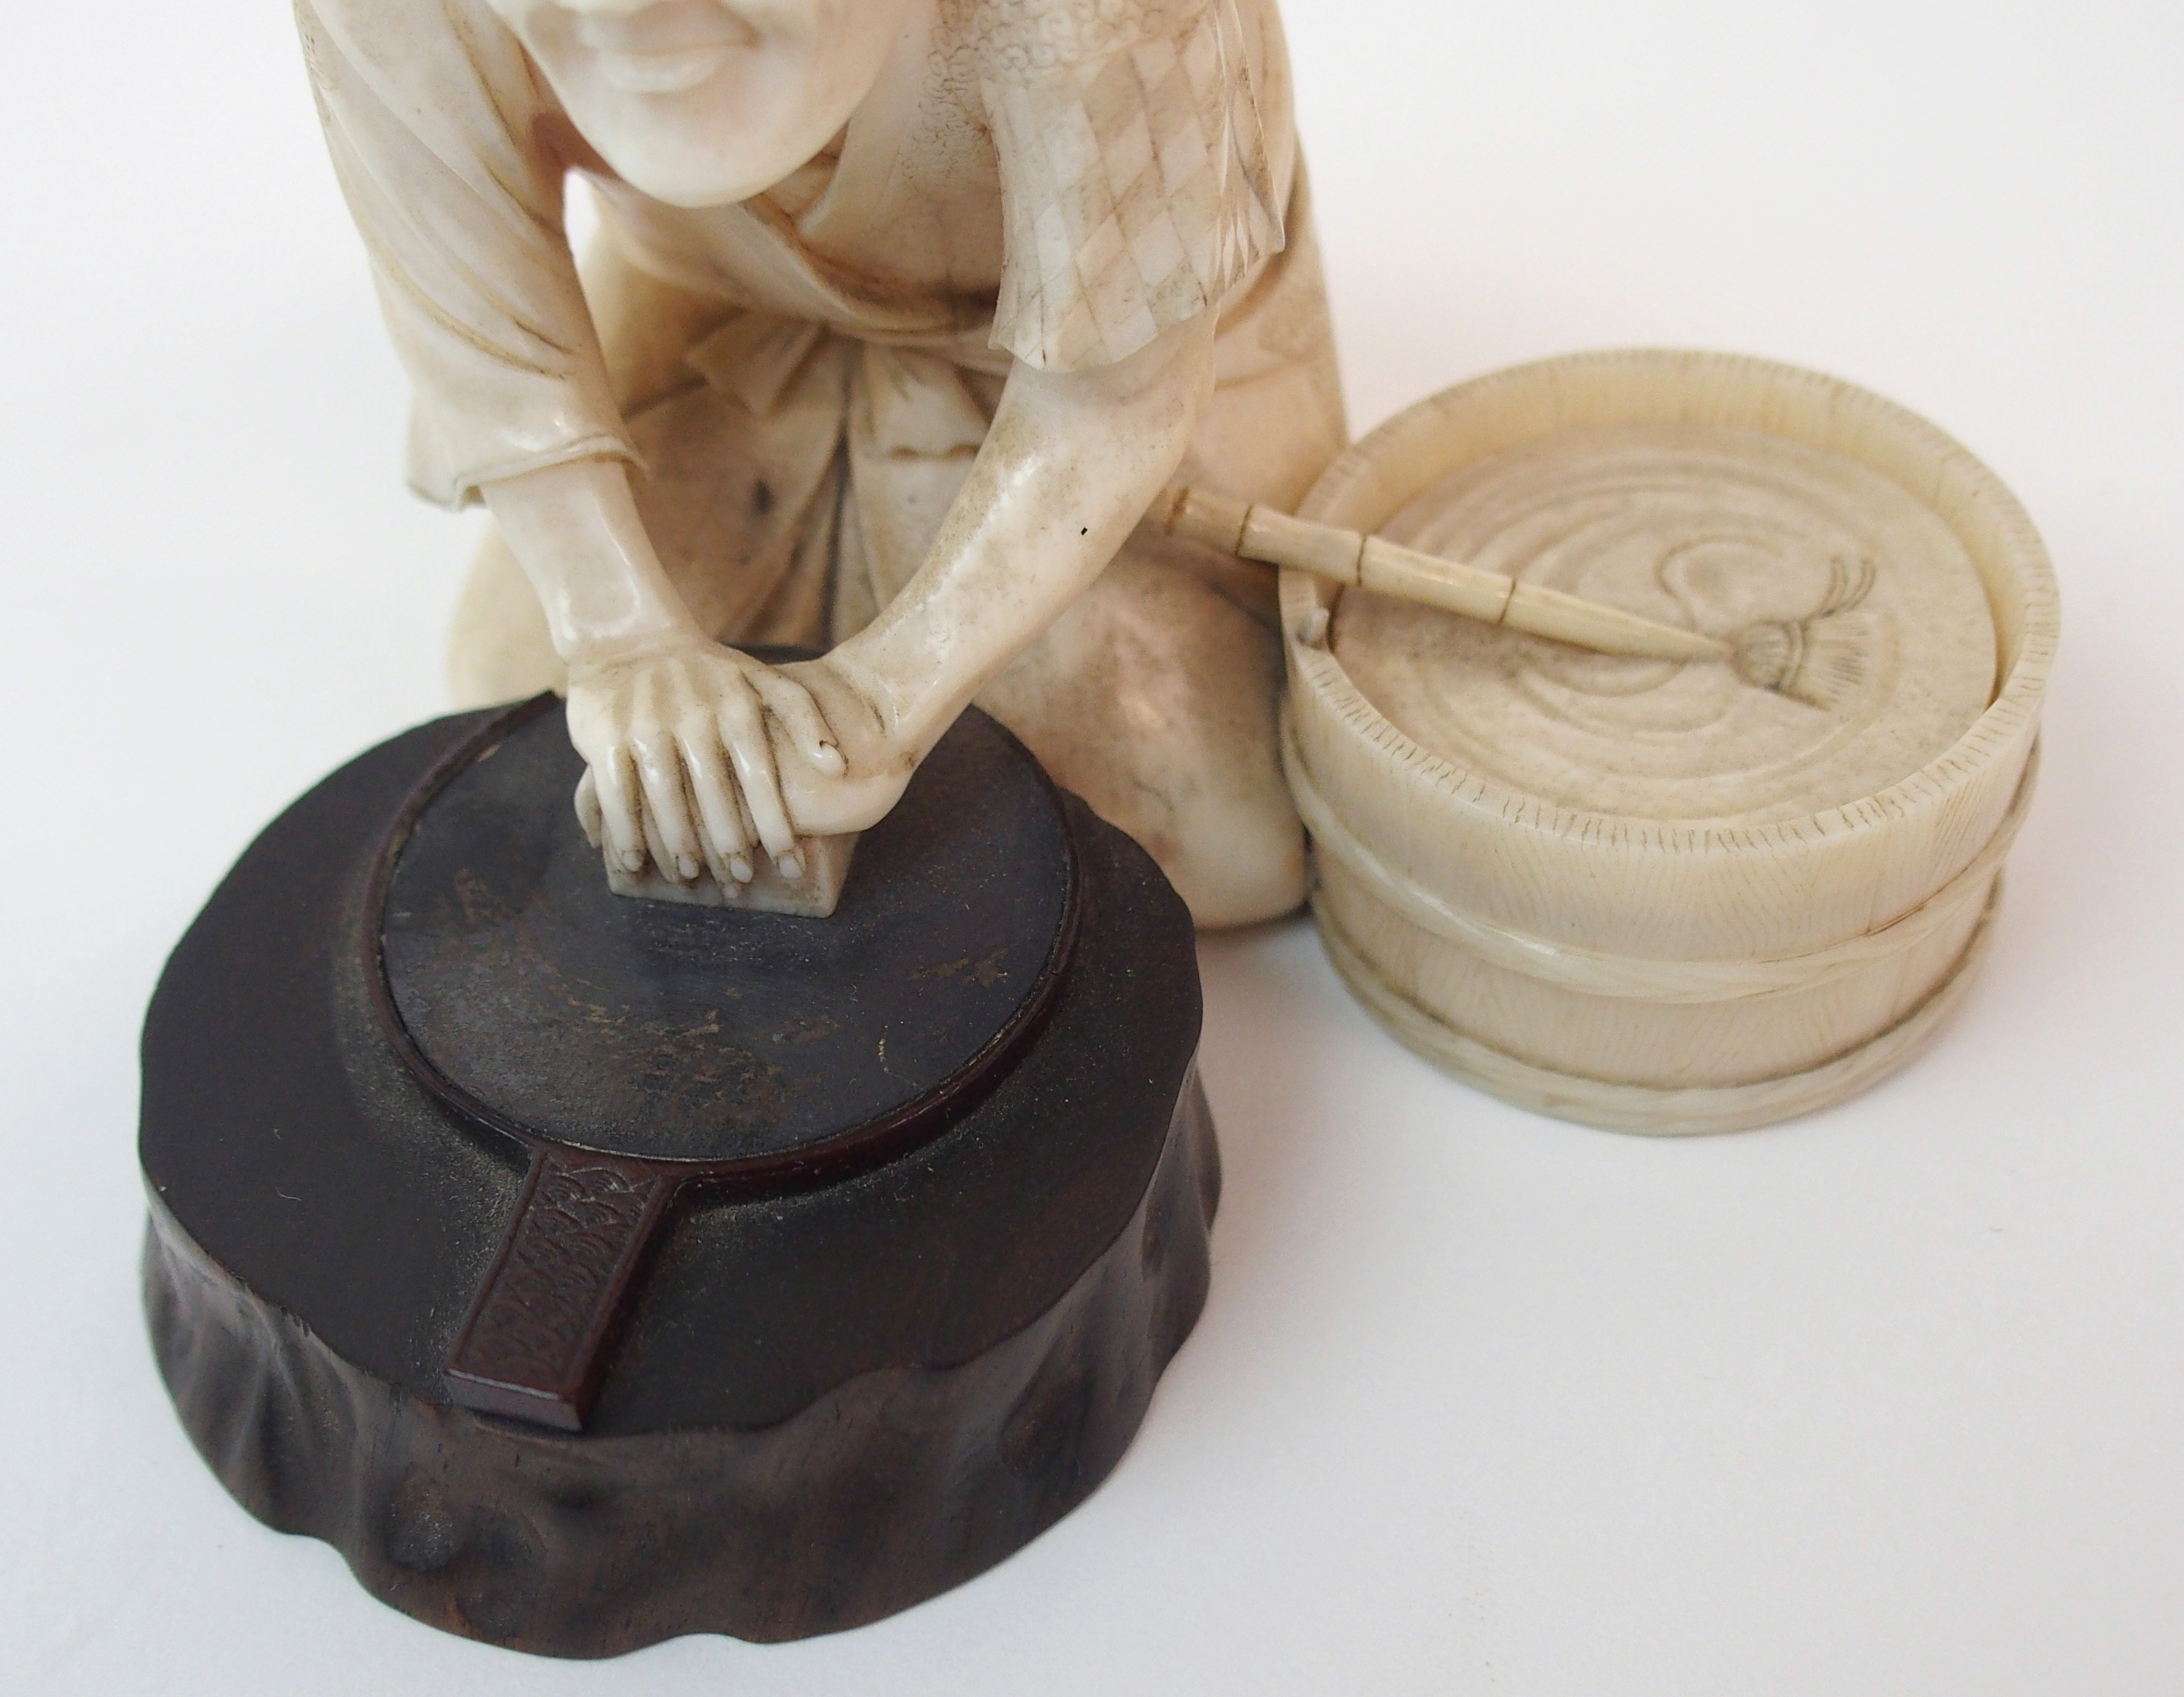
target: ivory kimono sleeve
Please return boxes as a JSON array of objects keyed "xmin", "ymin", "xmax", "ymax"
[
  {"xmin": 296, "ymin": 0, "xmax": 632, "ymax": 506},
  {"xmin": 980, "ymin": 0, "xmax": 1286, "ymax": 373}
]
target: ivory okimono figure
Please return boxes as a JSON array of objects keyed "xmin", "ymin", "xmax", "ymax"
[{"xmin": 301, "ymin": 0, "xmax": 1344, "ymax": 925}]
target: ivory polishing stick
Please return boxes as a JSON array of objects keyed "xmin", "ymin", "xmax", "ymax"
[{"xmin": 1153, "ymin": 485, "xmax": 1731, "ymax": 665}]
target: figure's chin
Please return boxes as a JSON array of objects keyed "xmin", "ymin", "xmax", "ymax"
[
  {"xmin": 576, "ymin": 96, "xmax": 816, "ymax": 208},
  {"xmin": 595, "ymin": 145, "xmax": 793, "ymax": 209}
]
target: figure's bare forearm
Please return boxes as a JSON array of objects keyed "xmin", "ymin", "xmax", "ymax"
[
  {"xmin": 835, "ymin": 314, "xmax": 1217, "ymax": 751},
  {"xmin": 481, "ymin": 457, "xmax": 697, "ymax": 665},
  {"xmin": 475, "ymin": 323, "xmax": 1215, "ymax": 877}
]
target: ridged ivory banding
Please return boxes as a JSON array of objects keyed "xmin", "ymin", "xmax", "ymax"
[
  {"xmin": 1313, "ymin": 879, "xmax": 2003, "ymax": 1137},
  {"xmin": 1281, "ymin": 349, "xmax": 2058, "ymax": 1132},
  {"xmin": 1285, "ymin": 718, "xmax": 2037, "ymax": 1004}
]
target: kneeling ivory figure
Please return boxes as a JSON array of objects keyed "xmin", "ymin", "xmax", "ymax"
[{"xmin": 301, "ymin": 0, "xmax": 1347, "ymax": 925}]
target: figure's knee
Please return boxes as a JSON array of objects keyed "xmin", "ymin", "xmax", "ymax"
[
  {"xmin": 1151, "ymin": 779, "xmax": 1307, "ymax": 930},
  {"xmin": 974, "ymin": 557, "xmax": 1306, "ymax": 929},
  {"xmin": 1003, "ymin": 698, "xmax": 1308, "ymax": 926}
]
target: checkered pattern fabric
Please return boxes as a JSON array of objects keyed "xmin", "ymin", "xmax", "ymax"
[{"xmin": 982, "ymin": 0, "xmax": 1283, "ymax": 371}]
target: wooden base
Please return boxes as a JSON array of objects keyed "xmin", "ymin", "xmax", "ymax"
[{"xmin": 140, "ymin": 705, "xmax": 1216, "ymax": 1654}]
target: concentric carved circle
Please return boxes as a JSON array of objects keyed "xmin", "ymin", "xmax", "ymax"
[{"xmin": 1332, "ymin": 423, "xmax": 1997, "ymax": 822}]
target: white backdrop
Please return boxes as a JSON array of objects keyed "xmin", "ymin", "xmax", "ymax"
[{"xmin": 3, "ymin": 3, "xmax": 2181, "ymax": 1692}]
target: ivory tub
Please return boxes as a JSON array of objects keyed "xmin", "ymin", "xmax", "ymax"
[{"xmin": 1279, "ymin": 349, "xmax": 2058, "ymax": 1134}]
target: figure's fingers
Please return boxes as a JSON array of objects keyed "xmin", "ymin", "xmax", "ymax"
[
  {"xmin": 676, "ymin": 718, "xmax": 755, "ymax": 883},
  {"xmin": 639, "ymin": 798, "xmax": 678, "ymax": 884},
  {"xmin": 631, "ymin": 732, "xmax": 705, "ymax": 882},
  {"xmin": 631, "ymin": 666, "xmax": 704, "ymax": 882},
  {"xmin": 574, "ymin": 769, "xmax": 603, "ymax": 847},
  {"xmin": 716, "ymin": 676, "xmax": 799, "ymax": 869},
  {"xmin": 591, "ymin": 747, "xmax": 647, "ymax": 873},
  {"xmin": 751, "ymin": 671, "xmax": 845, "ymax": 777},
  {"xmin": 727, "ymin": 786, "xmax": 761, "ymax": 885}
]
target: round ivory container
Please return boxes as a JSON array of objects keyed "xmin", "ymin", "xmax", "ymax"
[{"xmin": 1280, "ymin": 350, "xmax": 2058, "ymax": 1134}]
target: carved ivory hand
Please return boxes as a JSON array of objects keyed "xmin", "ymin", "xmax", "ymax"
[{"xmin": 483, "ymin": 313, "xmax": 1215, "ymax": 888}]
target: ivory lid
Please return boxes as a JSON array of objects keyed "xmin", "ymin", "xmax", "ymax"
[{"xmin": 1332, "ymin": 422, "xmax": 1998, "ymax": 824}]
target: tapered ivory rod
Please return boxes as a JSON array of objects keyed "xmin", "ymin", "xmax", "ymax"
[{"xmin": 1151, "ymin": 485, "xmax": 1731, "ymax": 665}]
